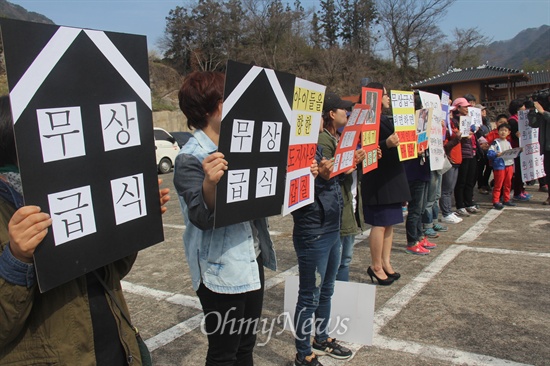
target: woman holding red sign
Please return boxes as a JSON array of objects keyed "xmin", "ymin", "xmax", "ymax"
[{"xmin": 361, "ymin": 83, "xmax": 410, "ymax": 285}]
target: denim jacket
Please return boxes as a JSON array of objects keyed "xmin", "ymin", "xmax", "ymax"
[{"xmin": 173, "ymin": 129, "xmax": 276, "ymax": 294}]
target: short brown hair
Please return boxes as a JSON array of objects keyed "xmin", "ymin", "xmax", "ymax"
[{"xmin": 178, "ymin": 71, "xmax": 225, "ymax": 130}]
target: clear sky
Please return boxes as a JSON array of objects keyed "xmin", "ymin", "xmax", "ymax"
[{"xmin": 7, "ymin": 0, "xmax": 550, "ymax": 56}]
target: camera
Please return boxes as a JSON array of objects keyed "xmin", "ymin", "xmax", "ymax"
[{"xmin": 528, "ymin": 88, "xmax": 550, "ymax": 110}]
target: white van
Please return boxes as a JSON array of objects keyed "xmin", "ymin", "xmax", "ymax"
[{"xmin": 153, "ymin": 127, "xmax": 180, "ymax": 174}]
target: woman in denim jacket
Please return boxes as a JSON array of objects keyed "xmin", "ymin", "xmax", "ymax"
[{"xmin": 173, "ymin": 71, "xmax": 277, "ymax": 366}]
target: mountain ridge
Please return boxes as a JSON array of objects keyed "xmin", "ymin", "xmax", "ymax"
[
  {"xmin": 480, "ymin": 25, "xmax": 550, "ymax": 69},
  {"xmin": 0, "ymin": 0, "xmax": 54, "ymax": 24}
]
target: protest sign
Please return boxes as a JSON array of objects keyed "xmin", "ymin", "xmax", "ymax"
[
  {"xmin": 0, "ymin": 19, "xmax": 163, "ymax": 292},
  {"xmin": 418, "ymin": 91, "xmax": 444, "ymax": 170},
  {"xmin": 468, "ymin": 107, "xmax": 482, "ymax": 128},
  {"xmin": 282, "ymin": 78, "xmax": 325, "ymax": 216},
  {"xmin": 415, "ymin": 108, "xmax": 431, "ymax": 152},
  {"xmin": 330, "ymin": 104, "xmax": 368, "ymax": 177},
  {"xmin": 459, "ymin": 116, "xmax": 472, "ymax": 137},
  {"xmin": 391, "ymin": 90, "xmax": 417, "ymax": 161},
  {"xmin": 284, "ymin": 276, "xmax": 375, "ymax": 345},
  {"xmin": 500, "ymin": 147, "xmax": 522, "ymax": 160},
  {"xmin": 216, "ymin": 61, "xmax": 293, "ymax": 227},
  {"xmin": 518, "ymin": 110, "xmax": 546, "ymax": 182},
  {"xmin": 441, "ymin": 90, "xmax": 451, "ymax": 132},
  {"xmin": 361, "ymin": 87, "xmax": 381, "ymax": 174}
]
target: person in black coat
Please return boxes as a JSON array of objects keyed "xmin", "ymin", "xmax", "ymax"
[{"xmin": 361, "ymin": 83, "xmax": 411, "ymax": 285}]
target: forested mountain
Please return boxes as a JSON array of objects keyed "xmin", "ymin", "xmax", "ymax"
[
  {"xmin": 481, "ymin": 25, "xmax": 550, "ymax": 70},
  {"xmin": 0, "ymin": 0, "xmax": 54, "ymax": 24}
]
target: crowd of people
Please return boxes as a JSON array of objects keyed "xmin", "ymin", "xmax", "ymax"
[
  {"xmin": 1, "ymin": 69, "xmax": 549, "ymax": 366},
  {"xmin": 172, "ymin": 73, "xmax": 549, "ymax": 366}
]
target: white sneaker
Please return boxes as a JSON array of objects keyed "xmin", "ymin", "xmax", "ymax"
[{"xmin": 441, "ymin": 213, "xmax": 462, "ymax": 224}]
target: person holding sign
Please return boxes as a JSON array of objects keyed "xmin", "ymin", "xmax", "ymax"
[
  {"xmin": 0, "ymin": 96, "xmax": 170, "ymax": 365},
  {"xmin": 402, "ymin": 96, "xmax": 437, "ymax": 255},
  {"xmin": 452, "ymin": 98, "xmax": 480, "ymax": 217},
  {"xmin": 291, "ymin": 93, "xmax": 354, "ymax": 366},
  {"xmin": 361, "ymin": 83, "xmax": 410, "ymax": 284},
  {"xmin": 528, "ymin": 100, "xmax": 550, "ymax": 205},
  {"xmin": 317, "ymin": 92, "xmax": 366, "ymax": 282},
  {"xmin": 174, "ymin": 71, "xmax": 279, "ymax": 366},
  {"xmin": 487, "ymin": 123, "xmax": 517, "ymax": 209},
  {"xmin": 439, "ymin": 100, "xmax": 463, "ymax": 224},
  {"xmin": 508, "ymin": 99, "xmax": 531, "ymax": 201}
]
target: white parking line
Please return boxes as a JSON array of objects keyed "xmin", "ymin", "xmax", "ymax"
[
  {"xmin": 140, "ymin": 263, "xmax": 303, "ymax": 350},
  {"xmin": 121, "ymin": 281, "xmax": 202, "ymax": 310},
  {"xmin": 456, "ymin": 209, "xmax": 502, "ymax": 243},
  {"xmin": 146, "ymin": 313, "xmax": 204, "ymax": 351},
  {"xmin": 470, "ymin": 247, "xmax": 550, "ymax": 258},
  {"xmin": 373, "ymin": 334, "xmax": 532, "ymax": 366},
  {"xmin": 163, "ymin": 223, "xmax": 186, "ymax": 230},
  {"xmin": 501, "ymin": 206, "xmax": 550, "ymax": 212},
  {"xmin": 373, "ymin": 244, "xmax": 468, "ymax": 333},
  {"xmin": 137, "ymin": 210, "xmax": 544, "ymax": 364}
]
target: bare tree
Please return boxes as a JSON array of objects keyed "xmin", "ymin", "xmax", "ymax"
[
  {"xmin": 439, "ymin": 27, "xmax": 492, "ymax": 69},
  {"xmin": 377, "ymin": 0, "xmax": 454, "ymax": 82}
]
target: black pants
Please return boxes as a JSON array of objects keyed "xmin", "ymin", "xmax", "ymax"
[
  {"xmin": 477, "ymin": 157, "xmax": 492, "ymax": 189},
  {"xmin": 545, "ymin": 151, "xmax": 550, "ymax": 198},
  {"xmin": 455, "ymin": 157, "xmax": 477, "ymax": 209},
  {"xmin": 513, "ymin": 156, "xmax": 524, "ymax": 196},
  {"xmin": 197, "ymin": 256, "xmax": 265, "ymax": 366}
]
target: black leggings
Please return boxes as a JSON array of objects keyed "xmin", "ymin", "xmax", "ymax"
[
  {"xmin": 197, "ymin": 256, "xmax": 265, "ymax": 366},
  {"xmin": 455, "ymin": 157, "xmax": 477, "ymax": 209}
]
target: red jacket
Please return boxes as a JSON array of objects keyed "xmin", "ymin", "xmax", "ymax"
[
  {"xmin": 444, "ymin": 117, "xmax": 462, "ymax": 165},
  {"xmin": 486, "ymin": 129, "xmax": 512, "ymax": 145}
]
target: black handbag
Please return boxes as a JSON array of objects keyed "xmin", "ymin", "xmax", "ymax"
[{"xmin": 93, "ymin": 271, "xmax": 153, "ymax": 366}]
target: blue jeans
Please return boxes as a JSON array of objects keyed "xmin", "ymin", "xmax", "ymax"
[
  {"xmin": 440, "ymin": 166, "xmax": 459, "ymax": 217},
  {"xmin": 406, "ymin": 180, "xmax": 428, "ymax": 245},
  {"xmin": 422, "ymin": 171, "xmax": 442, "ymax": 228},
  {"xmin": 293, "ymin": 231, "xmax": 341, "ymax": 359},
  {"xmin": 336, "ymin": 235, "xmax": 355, "ymax": 281}
]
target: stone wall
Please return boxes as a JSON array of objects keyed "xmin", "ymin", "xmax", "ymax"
[{"xmin": 152, "ymin": 110, "xmax": 191, "ymax": 133}]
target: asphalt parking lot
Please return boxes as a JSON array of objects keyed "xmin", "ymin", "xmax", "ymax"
[{"xmin": 124, "ymin": 172, "xmax": 550, "ymax": 366}]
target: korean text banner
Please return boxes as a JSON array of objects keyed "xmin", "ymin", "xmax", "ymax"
[
  {"xmin": 418, "ymin": 91, "xmax": 444, "ymax": 171},
  {"xmin": 0, "ymin": 19, "xmax": 164, "ymax": 292},
  {"xmin": 361, "ymin": 88, "xmax": 381, "ymax": 174},
  {"xmin": 216, "ymin": 60, "xmax": 294, "ymax": 227},
  {"xmin": 518, "ymin": 110, "xmax": 545, "ymax": 182},
  {"xmin": 282, "ymin": 78, "xmax": 325, "ymax": 216},
  {"xmin": 441, "ymin": 90, "xmax": 451, "ymax": 133},
  {"xmin": 391, "ymin": 90, "xmax": 417, "ymax": 161},
  {"xmin": 330, "ymin": 105, "xmax": 366, "ymax": 178}
]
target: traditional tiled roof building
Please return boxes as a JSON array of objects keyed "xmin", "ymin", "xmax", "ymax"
[{"xmin": 411, "ymin": 64, "xmax": 549, "ymax": 114}]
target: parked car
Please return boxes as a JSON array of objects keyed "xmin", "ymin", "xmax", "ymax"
[
  {"xmin": 170, "ymin": 131, "xmax": 193, "ymax": 148},
  {"xmin": 154, "ymin": 127, "xmax": 180, "ymax": 174}
]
